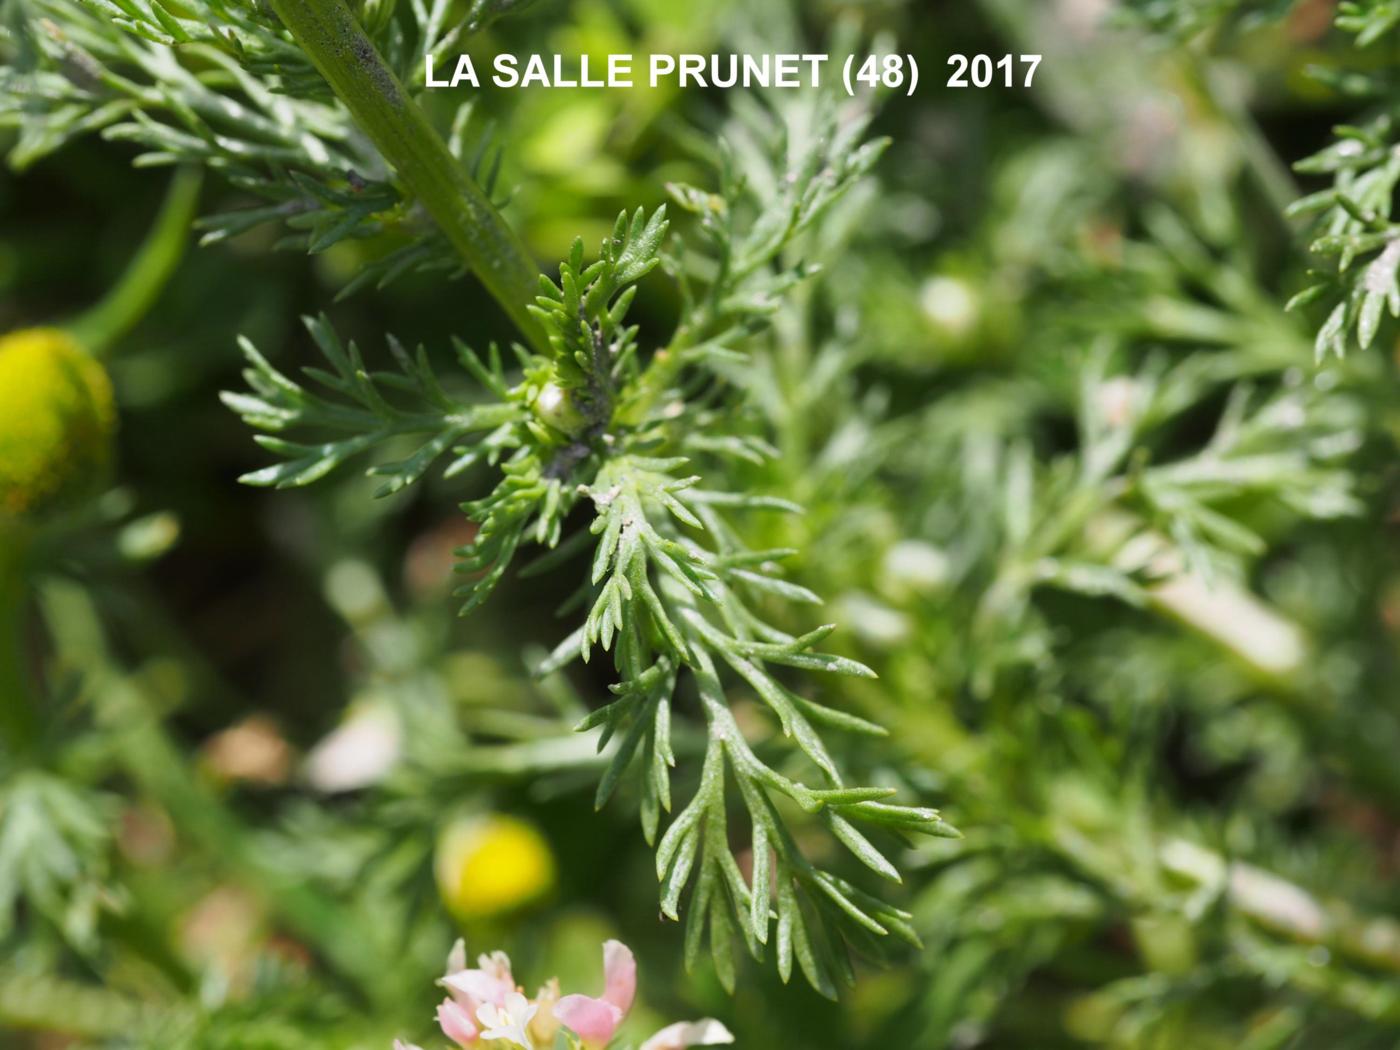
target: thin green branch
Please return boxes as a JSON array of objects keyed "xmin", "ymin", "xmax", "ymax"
[
  {"xmin": 68, "ymin": 166, "xmax": 202, "ymax": 356},
  {"xmin": 265, "ymin": 0, "xmax": 546, "ymax": 350}
]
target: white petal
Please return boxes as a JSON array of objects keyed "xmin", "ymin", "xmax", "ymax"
[
  {"xmin": 477, "ymin": 1002, "xmax": 503, "ymax": 1027},
  {"xmin": 442, "ymin": 967, "xmax": 514, "ymax": 1007},
  {"xmin": 478, "ymin": 949, "xmax": 515, "ymax": 983},
  {"xmin": 640, "ymin": 1018, "xmax": 736, "ymax": 1050},
  {"xmin": 303, "ymin": 702, "xmax": 401, "ymax": 792},
  {"xmin": 446, "ymin": 938, "xmax": 467, "ymax": 975}
]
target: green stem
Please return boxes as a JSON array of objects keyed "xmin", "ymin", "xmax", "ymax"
[
  {"xmin": 265, "ymin": 0, "xmax": 545, "ymax": 349},
  {"xmin": 38, "ymin": 579, "xmax": 395, "ymax": 1008},
  {"xmin": 0, "ymin": 521, "xmax": 36, "ymax": 755},
  {"xmin": 68, "ymin": 167, "xmax": 202, "ymax": 356},
  {"xmin": 100, "ymin": 678, "xmax": 387, "ymax": 1001},
  {"xmin": 1194, "ymin": 63, "xmax": 1299, "ymax": 226}
]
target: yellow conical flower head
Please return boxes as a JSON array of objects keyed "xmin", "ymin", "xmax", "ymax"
[
  {"xmin": 0, "ymin": 329, "xmax": 116, "ymax": 518},
  {"xmin": 435, "ymin": 814, "xmax": 556, "ymax": 921}
]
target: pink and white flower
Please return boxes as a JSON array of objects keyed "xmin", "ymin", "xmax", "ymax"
[
  {"xmin": 554, "ymin": 939, "xmax": 732, "ymax": 1050},
  {"xmin": 553, "ymin": 940, "xmax": 635, "ymax": 1048},
  {"xmin": 393, "ymin": 938, "xmax": 734, "ymax": 1050},
  {"xmin": 441, "ymin": 946, "xmax": 517, "ymax": 1013},
  {"xmin": 431, "ymin": 939, "xmax": 522, "ymax": 1046}
]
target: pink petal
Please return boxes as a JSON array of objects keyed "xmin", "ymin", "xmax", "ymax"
[
  {"xmin": 437, "ymin": 998, "xmax": 479, "ymax": 1047},
  {"xmin": 442, "ymin": 969, "xmax": 514, "ymax": 1009},
  {"xmin": 554, "ymin": 994, "xmax": 624, "ymax": 1046},
  {"xmin": 602, "ymin": 939, "xmax": 637, "ymax": 1015}
]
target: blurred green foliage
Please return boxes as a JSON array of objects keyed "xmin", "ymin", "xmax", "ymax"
[{"xmin": 5, "ymin": 0, "xmax": 1400, "ymax": 1048}]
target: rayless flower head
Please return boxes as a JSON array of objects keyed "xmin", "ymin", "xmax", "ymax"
[
  {"xmin": 0, "ymin": 328, "xmax": 116, "ymax": 519},
  {"xmin": 434, "ymin": 815, "xmax": 556, "ymax": 921}
]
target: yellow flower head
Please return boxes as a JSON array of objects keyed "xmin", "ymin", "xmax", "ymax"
[
  {"xmin": 435, "ymin": 814, "xmax": 556, "ymax": 921},
  {"xmin": 0, "ymin": 328, "xmax": 116, "ymax": 518}
]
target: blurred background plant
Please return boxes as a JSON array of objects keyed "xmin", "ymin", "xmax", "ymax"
[{"xmin": 4, "ymin": 0, "xmax": 1400, "ymax": 1047}]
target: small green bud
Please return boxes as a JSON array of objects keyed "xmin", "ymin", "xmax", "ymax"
[
  {"xmin": 0, "ymin": 328, "xmax": 116, "ymax": 518},
  {"xmin": 532, "ymin": 381, "xmax": 588, "ymax": 437}
]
